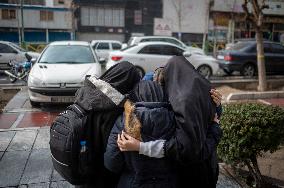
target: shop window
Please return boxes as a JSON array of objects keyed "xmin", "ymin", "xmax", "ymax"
[
  {"xmin": 58, "ymin": 0, "xmax": 65, "ymax": 4},
  {"xmin": 40, "ymin": 11, "xmax": 54, "ymax": 21},
  {"xmin": 1, "ymin": 9, "xmax": 16, "ymax": 20}
]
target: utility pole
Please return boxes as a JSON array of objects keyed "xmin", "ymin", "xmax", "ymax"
[{"xmin": 20, "ymin": 0, "xmax": 25, "ymax": 47}]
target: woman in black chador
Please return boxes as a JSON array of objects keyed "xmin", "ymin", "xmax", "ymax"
[{"xmin": 75, "ymin": 62, "xmax": 141, "ymax": 188}]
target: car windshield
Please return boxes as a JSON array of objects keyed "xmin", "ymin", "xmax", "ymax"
[
  {"xmin": 229, "ymin": 42, "xmax": 252, "ymax": 51},
  {"xmin": 39, "ymin": 45, "xmax": 95, "ymax": 64},
  {"xmin": 10, "ymin": 43, "xmax": 27, "ymax": 52}
]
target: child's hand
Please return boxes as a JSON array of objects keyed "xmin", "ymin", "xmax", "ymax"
[
  {"xmin": 117, "ymin": 131, "xmax": 140, "ymax": 152},
  {"xmin": 210, "ymin": 89, "xmax": 222, "ymax": 107}
]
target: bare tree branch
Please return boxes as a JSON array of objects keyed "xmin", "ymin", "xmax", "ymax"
[
  {"xmin": 260, "ymin": 0, "xmax": 269, "ymax": 10},
  {"xmin": 242, "ymin": 0, "xmax": 257, "ymax": 26}
]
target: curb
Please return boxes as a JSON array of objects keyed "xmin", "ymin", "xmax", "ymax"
[{"xmin": 227, "ymin": 91, "xmax": 284, "ymax": 101}]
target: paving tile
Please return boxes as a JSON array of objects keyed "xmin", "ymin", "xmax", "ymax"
[
  {"xmin": 18, "ymin": 112, "xmax": 49, "ymax": 128},
  {"xmin": 217, "ymin": 172, "xmax": 241, "ymax": 188},
  {"xmin": 33, "ymin": 128, "xmax": 50, "ymax": 149},
  {"xmin": 50, "ymin": 181, "xmax": 75, "ymax": 188},
  {"xmin": 47, "ymin": 112, "xmax": 60, "ymax": 126},
  {"xmin": 0, "ymin": 152, "xmax": 3, "ymax": 160},
  {"xmin": 0, "ymin": 113, "xmax": 19, "ymax": 129},
  {"xmin": 20, "ymin": 149, "xmax": 53, "ymax": 185},
  {"xmin": 51, "ymin": 168, "xmax": 65, "ymax": 182},
  {"xmin": 0, "ymin": 151, "xmax": 30, "ymax": 187},
  {"xmin": 7, "ymin": 130, "xmax": 37, "ymax": 151},
  {"xmin": 0, "ymin": 131, "xmax": 15, "ymax": 151}
]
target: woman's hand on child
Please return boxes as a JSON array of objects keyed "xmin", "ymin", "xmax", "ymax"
[
  {"xmin": 117, "ymin": 131, "xmax": 140, "ymax": 152},
  {"xmin": 213, "ymin": 113, "xmax": 220, "ymax": 124},
  {"xmin": 210, "ymin": 89, "xmax": 222, "ymax": 107}
]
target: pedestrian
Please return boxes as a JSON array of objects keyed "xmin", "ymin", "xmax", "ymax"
[
  {"xmin": 104, "ymin": 81, "xmax": 177, "ymax": 188},
  {"xmin": 116, "ymin": 56, "xmax": 223, "ymax": 188},
  {"xmin": 74, "ymin": 62, "xmax": 141, "ymax": 188}
]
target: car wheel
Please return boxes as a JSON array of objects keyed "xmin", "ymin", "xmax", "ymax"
[
  {"xmin": 135, "ymin": 66, "xmax": 145, "ymax": 78},
  {"xmin": 197, "ymin": 65, "xmax": 212, "ymax": 78},
  {"xmin": 30, "ymin": 100, "xmax": 40, "ymax": 108},
  {"xmin": 241, "ymin": 64, "xmax": 255, "ymax": 77},
  {"xmin": 8, "ymin": 68, "xmax": 17, "ymax": 83}
]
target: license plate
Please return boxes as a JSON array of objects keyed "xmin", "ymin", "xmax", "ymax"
[
  {"xmin": 51, "ymin": 96, "xmax": 75, "ymax": 103},
  {"xmin": 217, "ymin": 55, "xmax": 224, "ymax": 60}
]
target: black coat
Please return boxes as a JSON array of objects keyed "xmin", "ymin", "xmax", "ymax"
[
  {"xmin": 105, "ymin": 81, "xmax": 177, "ymax": 188},
  {"xmin": 74, "ymin": 62, "xmax": 141, "ymax": 188}
]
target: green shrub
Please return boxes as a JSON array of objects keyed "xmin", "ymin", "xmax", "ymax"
[{"xmin": 218, "ymin": 103, "xmax": 284, "ymax": 187}]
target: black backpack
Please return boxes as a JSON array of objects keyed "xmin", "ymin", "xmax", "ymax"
[{"xmin": 50, "ymin": 104, "xmax": 90, "ymax": 185}]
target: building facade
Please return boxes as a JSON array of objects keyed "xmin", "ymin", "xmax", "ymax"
[
  {"xmin": 0, "ymin": 0, "xmax": 73, "ymax": 45},
  {"xmin": 162, "ymin": 0, "xmax": 210, "ymax": 46},
  {"xmin": 73, "ymin": 0, "xmax": 162, "ymax": 43},
  {"xmin": 210, "ymin": 0, "xmax": 284, "ymax": 44}
]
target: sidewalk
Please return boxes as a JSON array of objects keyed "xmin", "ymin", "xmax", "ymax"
[{"xmin": 0, "ymin": 127, "xmax": 242, "ymax": 188}]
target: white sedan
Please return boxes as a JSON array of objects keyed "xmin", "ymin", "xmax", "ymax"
[
  {"xmin": 28, "ymin": 41, "xmax": 102, "ymax": 107},
  {"xmin": 106, "ymin": 42, "xmax": 220, "ymax": 77}
]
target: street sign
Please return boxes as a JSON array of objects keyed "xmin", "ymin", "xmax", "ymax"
[{"xmin": 154, "ymin": 18, "xmax": 172, "ymax": 36}]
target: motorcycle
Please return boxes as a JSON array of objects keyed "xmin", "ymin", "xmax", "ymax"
[{"xmin": 4, "ymin": 53, "xmax": 33, "ymax": 83}]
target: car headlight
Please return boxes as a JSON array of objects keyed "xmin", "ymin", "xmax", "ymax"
[{"xmin": 28, "ymin": 75, "xmax": 45, "ymax": 87}]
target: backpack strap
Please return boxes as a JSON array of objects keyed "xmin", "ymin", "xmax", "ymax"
[{"xmin": 67, "ymin": 104, "xmax": 87, "ymax": 118}]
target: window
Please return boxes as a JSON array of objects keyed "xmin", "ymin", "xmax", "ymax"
[
  {"xmin": 139, "ymin": 45, "xmax": 162, "ymax": 55},
  {"xmin": 1, "ymin": 9, "xmax": 16, "ymax": 20},
  {"xmin": 40, "ymin": 11, "xmax": 54, "ymax": 21},
  {"xmin": 0, "ymin": 43, "xmax": 15, "ymax": 53},
  {"xmin": 97, "ymin": 43, "xmax": 110, "ymax": 50},
  {"xmin": 271, "ymin": 43, "xmax": 284, "ymax": 54},
  {"xmin": 167, "ymin": 39, "xmax": 184, "ymax": 48},
  {"xmin": 162, "ymin": 45, "xmax": 184, "ymax": 56},
  {"xmin": 112, "ymin": 43, "xmax": 122, "ymax": 50},
  {"xmin": 39, "ymin": 45, "xmax": 95, "ymax": 64},
  {"xmin": 81, "ymin": 7, "xmax": 124, "ymax": 27},
  {"xmin": 264, "ymin": 43, "xmax": 272, "ymax": 53}
]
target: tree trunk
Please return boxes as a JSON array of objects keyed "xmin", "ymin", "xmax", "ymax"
[
  {"xmin": 251, "ymin": 156, "xmax": 267, "ymax": 188},
  {"xmin": 255, "ymin": 28, "xmax": 267, "ymax": 91}
]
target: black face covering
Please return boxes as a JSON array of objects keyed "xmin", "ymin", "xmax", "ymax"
[
  {"xmin": 164, "ymin": 56, "xmax": 216, "ymax": 162},
  {"xmin": 99, "ymin": 61, "xmax": 142, "ymax": 95},
  {"xmin": 128, "ymin": 81, "xmax": 166, "ymax": 103}
]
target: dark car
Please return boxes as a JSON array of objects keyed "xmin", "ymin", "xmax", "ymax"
[{"xmin": 217, "ymin": 41, "xmax": 284, "ymax": 77}]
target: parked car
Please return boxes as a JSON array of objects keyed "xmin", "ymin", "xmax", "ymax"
[
  {"xmin": 106, "ymin": 42, "xmax": 220, "ymax": 78},
  {"xmin": 0, "ymin": 41, "xmax": 39, "ymax": 70},
  {"xmin": 91, "ymin": 40, "xmax": 122, "ymax": 61},
  {"xmin": 28, "ymin": 41, "xmax": 102, "ymax": 107},
  {"xmin": 217, "ymin": 41, "xmax": 284, "ymax": 77},
  {"xmin": 127, "ymin": 36, "xmax": 205, "ymax": 55}
]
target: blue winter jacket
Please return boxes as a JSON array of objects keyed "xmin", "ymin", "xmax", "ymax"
[{"xmin": 104, "ymin": 101, "xmax": 177, "ymax": 188}]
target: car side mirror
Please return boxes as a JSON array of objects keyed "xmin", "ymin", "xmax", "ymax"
[
  {"xmin": 12, "ymin": 50, "xmax": 18, "ymax": 54},
  {"xmin": 183, "ymin": 51, "xmax": 191, "ymax": 57},
  {"xmin": 31, "ymin": 58, "xmax": 37, "ymax": 64},
  {"xmin": 99, "ymin": 57, "xmax": 106, "ymax": 64}
]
